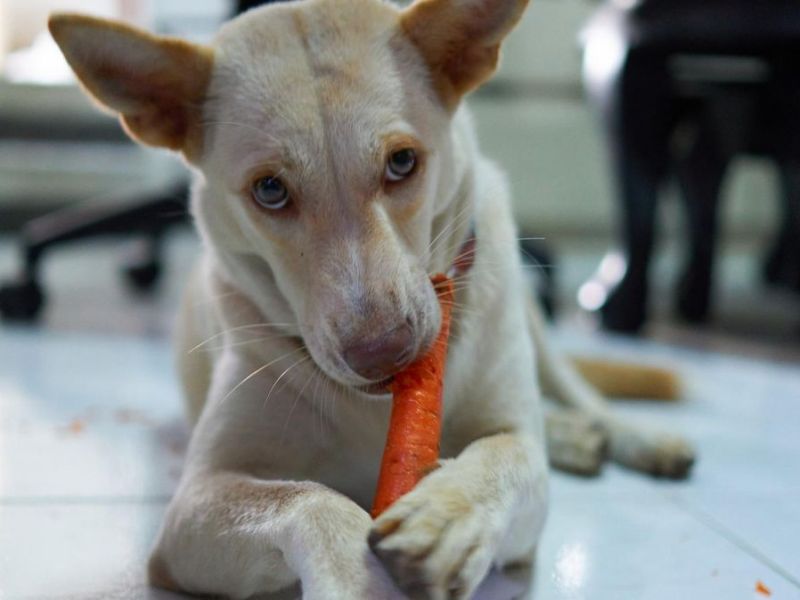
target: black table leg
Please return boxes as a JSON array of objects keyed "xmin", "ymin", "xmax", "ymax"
[
  {"xmin": 764, "ymin": 160, "xmax": 800, "ymax": 291},
  {"xmin": 675, "ymin": 119, "xmax": 729, "ymax": 323}
]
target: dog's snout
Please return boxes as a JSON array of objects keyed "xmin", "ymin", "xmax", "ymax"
[{"xmin": 343, "ymin": 323, "xmax": 414, "ymax": 381}]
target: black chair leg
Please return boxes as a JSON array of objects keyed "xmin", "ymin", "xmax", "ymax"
[
  {"xmin": 675, "ymin": 124, "xmax": 728, "ymax": 323},
  {"xmin": 583, "ymin": 48, "xmax": 675, "ymax": 334},
  {"xmin": 0, "ymin": 182, "xmax": 188, "ymax": 322},
  {"xmin": 597, "ymin": 160, "xmax": 661, "ymax": 333}
]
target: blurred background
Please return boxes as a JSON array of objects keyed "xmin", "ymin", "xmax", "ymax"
[
  {"xmin": 1, "ymin": 0, "xmax": 798, "ymax": 361},
  {"xmin": 1, "ymin": 1, "xmax": 799, "ymax": 599}
]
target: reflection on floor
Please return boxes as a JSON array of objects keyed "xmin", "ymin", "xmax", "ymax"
[{"xmin": 0, "ymin": 233, "xmax": 798, "ymax": 599}]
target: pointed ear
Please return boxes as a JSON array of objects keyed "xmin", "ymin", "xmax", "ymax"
[
  {"xmin": 401, "ymin": 0, "xmax": 528, "ymax": 109},
  {"xmin": 48, "ymin": 13, "xmax": 213, "ymax": 161}
]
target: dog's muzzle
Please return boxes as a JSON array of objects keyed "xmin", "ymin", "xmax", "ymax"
[{"xmin": 342, "ymin": 322, "xmax": 414, "ymax": 381}]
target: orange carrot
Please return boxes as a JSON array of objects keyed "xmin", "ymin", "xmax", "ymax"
[{"xmin": 371, "ymin": 274, "xmax": 455, "ymax": 518}]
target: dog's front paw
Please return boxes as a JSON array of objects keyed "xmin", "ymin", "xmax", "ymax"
[{"xmin": 368, "ymin": 475, "xmax": 501, "ymax": 600}]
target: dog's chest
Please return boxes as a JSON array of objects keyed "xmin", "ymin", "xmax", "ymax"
[{"xmin": 302, "ymin": 399, "xmax": 392, "ymax": 508}]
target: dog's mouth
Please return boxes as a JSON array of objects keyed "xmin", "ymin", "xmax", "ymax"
[{"xmin": 356, "ymin": 376, "xmax": 394, "ymax": 397}]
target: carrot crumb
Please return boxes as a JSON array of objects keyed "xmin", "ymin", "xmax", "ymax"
[
  {"xmin": 756, "ymin": 580, "xmax": 771, "ymax": 596},
  {"xmin": 65, "ymin": 419, "xmax": 85, "ymax": 435}
]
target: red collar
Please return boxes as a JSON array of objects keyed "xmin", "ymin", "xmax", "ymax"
[{"xmin": 447, "ymin": 224, "xmax": 477, "ymax": 278}]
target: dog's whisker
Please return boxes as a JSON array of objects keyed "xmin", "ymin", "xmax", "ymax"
[
  {"xmin": 469, "ymin": 263, "xmax": 555, "ymax": 275},
  {"xmin": 223, "ymin": 346, "xmax": 306, "ymax": 403},
  {"xmin": 262, "ymin": 353, "xmax": 310, "ymax": 413},
  {"xmin": 189, "ymin": 323, "xmax": 299, "ymax": 353},
  {"xmin": 428, "ymin": 203, "xmax": 472, "ymax": 256},
  {"xmin": 320, "ymin": 375, "xmax": 333, "ymax": 437},
  {"xmin": 320, "ymin": 377, "xmax": 333, "ymax": 438},
  {"xmin": 280, "ymin": 358, "xmax": 317, "ymax": 442},
  {"xmin": 311, "ymin": 368, "xmax": 327, "ymax": 441},
  {"xmin": 188, "ymin": 290, "xmax": 240, "ymax": 308},
  {"xmin": 313, "ymin": 366, "xmax": 333, "ymax": 441},
  {"xmin": 448, "ymin": 308, "xmax": 483, "ymax": 321},
  {"xmin": 198, "ymin": 332, "xmax": 303, "ymax": 353},
  {"xmin": 428, "ymin": 198, "xmax": 474, "ymax": 251},
  {"xmin": 329, "ymin": 378, "xmax": 342, "ymax": 434},
  {"xmin": 447, "ymin": 299, "xmax": 478, "ymax": 308},
  {"xmin": 428, "ymin": 202, "xmax": 475, "ymax": 260},
  {"xmin": 435, "ymin": 232, "xmax": 549, "ymax": 271},
  {"xmin": 315, "ymin": 374, "xmax": 327, "ymax": 439}
]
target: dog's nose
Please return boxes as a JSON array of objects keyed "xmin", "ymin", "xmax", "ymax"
[{"xmin": 343, "ymin": 323, "xmax": 414, "ymax": 381}]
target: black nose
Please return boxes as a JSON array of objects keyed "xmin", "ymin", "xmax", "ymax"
[{"xmin": 342, "ymin": 323, "xmax": 414, "ymax": 381}]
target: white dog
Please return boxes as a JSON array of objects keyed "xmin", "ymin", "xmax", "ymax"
[{"xmin": 49, "ymin": 1, "xmax": 694, "ymax": 598}]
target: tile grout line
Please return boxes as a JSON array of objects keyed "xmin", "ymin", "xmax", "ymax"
[
  {"xmin": 666, "ymin": 493, "xmax": 800, "ymax": 590},
  {"xmin": 0, "ymin": 495, "xmax": 171, "ymax": 506}
]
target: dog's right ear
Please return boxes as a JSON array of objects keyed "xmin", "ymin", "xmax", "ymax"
[
  {"xmin": 48, "ymin": 13, "xmax": 213, "ymax": 161},
  {"xmin": 401, "ymin": 0, "xmax": 528, "ymax": 110}
]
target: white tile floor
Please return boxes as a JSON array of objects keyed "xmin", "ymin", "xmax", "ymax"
[{"xmin": 1, "ymin": 322, "xmax": 799, "ymax": 599}]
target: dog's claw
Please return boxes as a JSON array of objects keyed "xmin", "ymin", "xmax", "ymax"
[{"xmin": 369, "ymin": 481, "xmax": 497, "ymax": 600}]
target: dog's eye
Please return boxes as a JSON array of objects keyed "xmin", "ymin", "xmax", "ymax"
[
  {"xmin": 385, "ymin": 148, "xmax": 417, "ymax": 182},
  {"xmin": 251, "ymin": 176, "xmax": 290, "ymax": 210}
]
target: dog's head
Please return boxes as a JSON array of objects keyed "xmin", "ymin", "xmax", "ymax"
[{"xmin": 49, "ymin": 0, "xmax": 526, "ymax": 389}]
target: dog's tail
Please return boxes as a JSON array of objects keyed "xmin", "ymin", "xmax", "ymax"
[
  {"xmin": 570, "ymin": 357, "xmax": 680, "ymax": 401},
  {"xmin": 525, "ymin": 295, "xmax": 610, "ymax": 417},
  {"xmin": 525, "ymin": 296, "xmax": 681, "ymax": 405}
]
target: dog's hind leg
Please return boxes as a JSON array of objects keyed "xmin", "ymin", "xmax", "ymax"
[
  {"xmin": 528, "ymin": 296, "xmax": 695, "ymax": 479},
  {"xmin": 544, "ymin": 408, "xmax": 608, "ymax": 477}
]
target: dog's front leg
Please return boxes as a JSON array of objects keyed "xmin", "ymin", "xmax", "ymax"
[
  {"xmin": 149, "ymin": 471, "xmax": 403, "ymax": 599},
  {"xmin": 369, "ymin": 432, "xmax": 548, "ymax": 600}
]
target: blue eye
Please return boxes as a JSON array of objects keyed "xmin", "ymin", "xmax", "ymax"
[
  {"xmin": 252, "ymin": 176, "xmax": 289, "ymax": 210},
  {"xmin": 385, "ymin": 148, "xmax": 417, "ymax": 182}
]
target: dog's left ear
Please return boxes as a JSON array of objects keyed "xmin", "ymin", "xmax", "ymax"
[
  {"xmin": 48, "ymin": 13, "xmax": 213, "ymax": 161},
  {"xmin": 401, "ymin": 0, "xmax": 528, "ymax": 110}
]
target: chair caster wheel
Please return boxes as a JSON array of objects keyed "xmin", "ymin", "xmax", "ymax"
[
  {"xmin": 122, "ymin": 260, "xmax": 162, "ymax": 292},
  {"xmin": 121, "ymin": 237, "xmax": 163, "ymax": 292},
  {"xmin": 0, "ymin": 278, "xmax": 45, "ymax": 322}
]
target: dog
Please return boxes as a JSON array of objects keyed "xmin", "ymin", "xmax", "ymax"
[{"xmin": 49, "ymin": 1, "xmax": 695, "ymax": 597}]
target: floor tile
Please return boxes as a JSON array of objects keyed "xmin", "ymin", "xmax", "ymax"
[
  {"xmin": 531, "ymin": 489, "xmax": 800, "ymax": 600},
  {"xmin": 0, "ymin": 503, "xmax": 166, "ymax": 599},
  {"xmin": 666, "ymin": 494, "xmax": 800, "ymax": 586},
  {"xmin": 0, "ymin": 329, "xmax": 186, "ymax": 499}
]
